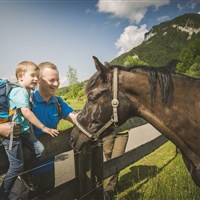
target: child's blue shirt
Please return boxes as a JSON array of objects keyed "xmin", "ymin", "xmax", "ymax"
[{"xmin": 8, "ymin": 87, "xmax": 31, "ymax": 133}]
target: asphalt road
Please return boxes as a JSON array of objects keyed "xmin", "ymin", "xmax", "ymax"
[{"xmin": 54, "ymin": 123, "xmax": 161, "ymax": 186}]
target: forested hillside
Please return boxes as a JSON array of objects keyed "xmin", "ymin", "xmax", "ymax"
[{"xmin": 111, "ymin": 13, "xmax": 200, "ymax": 70}]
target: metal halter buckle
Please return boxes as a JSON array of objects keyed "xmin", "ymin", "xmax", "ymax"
[{"xmin": 111, "ymin": 99, "xmax": 119, "ymax": 108}]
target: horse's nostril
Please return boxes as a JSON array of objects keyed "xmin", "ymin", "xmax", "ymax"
[
  {"xmin": 70, "ymin": 137, "xmax": 74, "ymax": 143},
  {"xmin": 70, "ymin": 137, "xmax": 75, "ymax": 148}
]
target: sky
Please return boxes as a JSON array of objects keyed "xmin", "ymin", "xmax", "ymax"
[{"xmin": 0, "ymin": 0, "xmax": 199, "ymax": 87}]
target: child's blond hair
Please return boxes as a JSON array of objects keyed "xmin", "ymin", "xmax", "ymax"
[{"xmin": 15, "ymin": 61, "xmax": 39, "ymax": 80}]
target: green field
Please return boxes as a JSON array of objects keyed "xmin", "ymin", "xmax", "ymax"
[
  {"xmin": 116, "ymin": 141, "xmax": 200, "ymax": 200},
  {"xmin": 57, "ymin": 98, "xmax": 85, "ymax": 130}
]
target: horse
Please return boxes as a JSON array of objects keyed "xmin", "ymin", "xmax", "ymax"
[{"xmin": 70, "ymin": 56, "xmax": 200, "ymax": 186}]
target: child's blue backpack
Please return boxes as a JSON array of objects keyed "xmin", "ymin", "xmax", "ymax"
[
  {"xmin": 0, "ymin": 79, "xmax": 15, "ymax": 124},
  {"xmin": 0, "ymin": 79, "xmax": 21, "ymax": 149}
]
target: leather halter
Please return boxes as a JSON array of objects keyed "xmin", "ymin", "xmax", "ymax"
[{"xmin": 75, "ymin": 68, "xmax": 119, "ymax": 141}]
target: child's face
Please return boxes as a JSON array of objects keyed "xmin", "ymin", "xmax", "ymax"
[{"xmin": 19, "ymin": 68, "xmax": 39, "ymax": 89}]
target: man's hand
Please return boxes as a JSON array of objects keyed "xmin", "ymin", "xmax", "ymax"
[
  {"xmin": 41, "ymin": 126, "xmax": 59, "ymax": 137},
  {"xmin": 13, "ymin": 123, "xmax": 21, "ymax": 136},
  {"xmin": 0, "ymin": 122, "xmax": 20, "ymax": 137}
]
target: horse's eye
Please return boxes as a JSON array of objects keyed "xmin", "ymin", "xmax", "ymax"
[
  {"xmin": 88, "ymin": 88, "xmax": 109, "ymax": 103},
  {"xmin": 88, "ymin": 94, "xmax": 96, "ymax": 102}
]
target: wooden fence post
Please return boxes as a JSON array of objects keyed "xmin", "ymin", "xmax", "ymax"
[
  {"xmin": 91, "ymin": 141, "xmax": 104, "ymax": 199},
  {"xmin": 74, "ymin": 141, "xmax": 104, "ymax": 200},
  {"xmin": 74, "ymin": 144, "xmax": 93, "ymax": 200}
]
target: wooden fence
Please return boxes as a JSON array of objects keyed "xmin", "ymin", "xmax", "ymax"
[{"xmin": 0, "ymin": 126, "xmax": 168, "ymax": 200}]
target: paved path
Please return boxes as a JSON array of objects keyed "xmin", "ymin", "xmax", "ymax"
[
  {"xmin": 126, "ymin": 123, "xmax": 161, "ymax": 151},
  {"xmin": 54, "ymin": 124, "xmax": 161, "ymax": 186}
]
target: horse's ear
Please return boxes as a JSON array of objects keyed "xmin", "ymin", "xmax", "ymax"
[{"xmin": 93, "ymin": 56, "xmax": 109, "ymax": 74}]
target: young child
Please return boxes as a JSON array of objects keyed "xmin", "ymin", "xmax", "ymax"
[{"xmin": 0, "ymin": 61, "xmax": 59, "ymax": 200}]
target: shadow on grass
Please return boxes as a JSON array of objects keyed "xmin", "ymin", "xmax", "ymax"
[{"xmin": 117, "ymin": 153, "xmax": 178, "ymax": 199}]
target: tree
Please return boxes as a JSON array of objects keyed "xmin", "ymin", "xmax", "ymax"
[
  {"xmin": 66, "ymin": 65, "xmax": 78, "ymax": 98},
  {"xmin": 186, "ymin": 56, "xmax": 200, "ymax": 78},
  {"xmin": 176, "ymin": 39, "xmax": 200, "ymax": 75},
  {"xmin": 123, "ymin": 55, "xmax": 148, "ymax": 67},
  {"xmin": 66, "ymin": 65, "xmax": 78, "ymax": 85}
]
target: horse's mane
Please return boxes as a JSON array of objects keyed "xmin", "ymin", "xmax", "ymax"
[
  {"xmin": 110, "ymin": 64, "xmax": 199, "ymax": 80},
  {"xmin": 146, "ymin": 67, "xmax": 173, "ymax": 107},
  {"xmin": 110, "ymin": 65, "xmax": 174, "ymax": 107},
  {"xmin": 86, "ymin": 63, "xmax": 199, "ymax": 107},
  {"xmin": 86, "ymin": 71, "xmax": 102, "ymax": 93}
]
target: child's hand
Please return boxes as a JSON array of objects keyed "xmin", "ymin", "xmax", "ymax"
[{"xmin": 42, "ymin": 126, "xmax": 59, "ymax": 137}]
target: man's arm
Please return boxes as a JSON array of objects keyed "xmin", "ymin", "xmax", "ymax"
[
  {"xmin": 21, "ymin": 107, "xmax": 59, "ymax": 137},
  {"xmin": 65, "ymin": 111, "xmax": 77, "ymax": 124}
]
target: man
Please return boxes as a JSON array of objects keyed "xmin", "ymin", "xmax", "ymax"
[
  {"xmin": 103, "ymin": 130, "xmax": 129, "ymax": 200},
  {"xmin": 102, "ymin": 117, "xmax": 147, "ymax": 200},
  {"xmin": 28, "ymin": 61, "xmax": 76, "ymax": 199},
  {"xmin": 1, "ymin": 61, "xmax": 77, "ymax": 199}
]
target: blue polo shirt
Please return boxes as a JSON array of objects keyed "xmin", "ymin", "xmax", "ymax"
[
  {"xmin": 32, "ymin": 90, "xmax": 73, "ymax": 136},
  {"xmin": 32, "ymin": 90, "xmax": 73, "ymax": 173}
]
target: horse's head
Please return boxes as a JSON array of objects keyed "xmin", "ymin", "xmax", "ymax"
[{"xmin": 70, "ymin": 56, "xmax": 133, "ymax": 151}]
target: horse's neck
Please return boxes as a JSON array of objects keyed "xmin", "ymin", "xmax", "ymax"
[
  {"xmin": 119, "ymin": 70, "xmax": 152, "ymax": 111},
  {"xmin": 119, "ymin": 69, "xmax": 200, "ymax": 171},
  {"xmin": 119, "ymin": 70, "xmax": 169, "ymax": 126}
]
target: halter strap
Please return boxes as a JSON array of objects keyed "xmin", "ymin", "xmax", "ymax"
[
  {"xmin": 112, "ymin": 67, "xmax": 119, "ymax": 123},
  {"xmin": 75, "ymin": 68, "xmax": 119, "ymax": 140}
]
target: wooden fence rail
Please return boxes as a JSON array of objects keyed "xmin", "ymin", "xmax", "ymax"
[
  {"xmin": 0, "ymin": 126, "xmax": 168, "ymax": 200},
  {"xmin": 0, "ymin": 127, "xmax": 73, "ymax": 174}
]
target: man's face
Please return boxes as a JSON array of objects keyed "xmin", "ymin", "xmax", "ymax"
[{"xmin": 39, "ymin": 68, "xmax": 60, "ymax": 96}]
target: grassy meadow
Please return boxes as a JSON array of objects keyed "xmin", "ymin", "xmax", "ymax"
[
  {"xmin": 57, "ymin": 98, "xmax": 84, "ymax": 130},
  {"xmin": 116, "ymin": 141, "xmax": 200, "ymax": 200}
]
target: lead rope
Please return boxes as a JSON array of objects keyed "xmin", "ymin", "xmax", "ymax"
[
  {"xmin": 29, "ymin": 90, "xmax": 35, "ymax": 135},
  {"xmin": 74, "ymin": 115, "xmax": 94, "ymax": 139},
  {"xmin": 9, "ymin": 110, "xmax": 17, "ymax": 150}
]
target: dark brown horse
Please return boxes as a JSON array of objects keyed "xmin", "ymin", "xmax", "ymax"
[{"xmin": 71, "ymin": 56, "xmax": 200, "ymax": 186}]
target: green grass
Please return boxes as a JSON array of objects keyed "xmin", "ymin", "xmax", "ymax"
[
  {"xmin": 57, "ymin": 119, "xmax": 73, "ymax": 130},
  {"xmin": 65, "ymin": 98, "xmax": 86, "ymax": 111},
  {"xmin": 57, "ymin": 98, "xmax": 85, "ymax": 131},
  {"xmin": 116, "ymin": 141, "xmax": 200, "ymax": 200}
]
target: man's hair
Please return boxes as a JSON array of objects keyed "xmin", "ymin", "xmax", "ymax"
[
  {"xmin": 38, "ymin": 62, "xmax": 58, "ymax": 78},
  {"xmin": 16, "ymin": 61, "xmax": 39, "ymax": 79}
]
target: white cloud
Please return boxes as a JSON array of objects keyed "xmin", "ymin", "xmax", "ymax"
[
  {"xmin": 177, "ymin": 0, "xmax": 200, "ymax": 11},
  {"xmin": 198, "ymin": 11, "xmax": 200, "ymax": 14},
  {"xmin": 157, "ymin": 15, "xmax": 170, "ymax": 22},
  {"xmin": 115, "ymin": 21, "xmax": 121, "ymax": 28},
  {"xmin": 187, "ymin": 0, "xmax": 199, "ymax": 9},
  {"xmin": 97, "ymin": 0, "xmax": 170, "ymax": 23},
  {"xmin": 115, "ymin": 24, "xmax": 148, "ymax": 56},
  {"xmin": 85, "ymin": 8, "xmax": 96, "ymax": 15},
  {"xmin": 177, "ymin": 3, "xmax": 183, "ymax": 11}
]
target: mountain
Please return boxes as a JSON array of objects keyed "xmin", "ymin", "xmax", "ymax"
[{"xmin": 111, "ymin": 13, "xmax": 200, "ymax": 70}]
